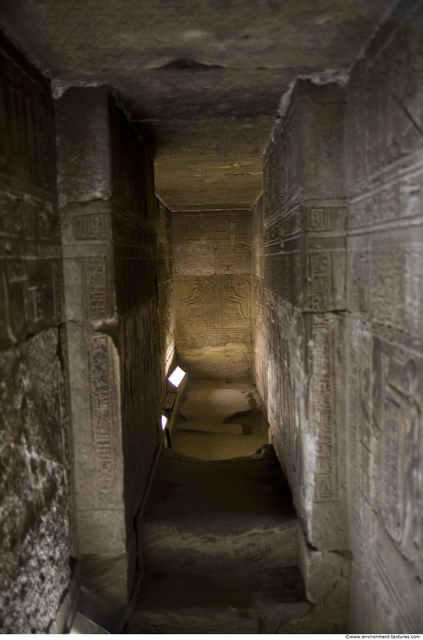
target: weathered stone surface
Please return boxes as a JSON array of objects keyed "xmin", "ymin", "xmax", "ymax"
[
  {"xmin": 0, "ymin": 32, "xmax": 72, "ymax": 634},
  {"xmin": 299, "ymin": 529, "xmax": 351, "ymax": 604},
  {"xmin": 129, "ymin": 575, "xmax": 310, "ymax": 635},
  {"xmin": 344, "ymin": 1, "xmax": 423, "ymax": 631},
  {"xmin": 181, "ymin": 387, "xmax": 251, "ymax": 420},
  {"xmin": 56, "ymin": 121, "xmax": 126, "ymax": 559},
  {"xmin": 0, "ymin": 331, "xmax": 72, "ymax": 633},
  {"xmin": 172, "ymin": 380, "xmax": 271, "ymax": 460},
  {"xmin": 56, "ymin": 86, "xmax": 162, "ymax": 607},
  {"xmin": 55, "ymin": 87, "xmax": 111, "ymax": 206},
  {"xmin": 177, "ymin": 344, "xmax": 252, "ymax": 380},
  {"xmin": 79, "ymin": 554, "xmax": 128, "ymax": 631},
  {"xmin": 260, "ymin": 78, "xmax": 348, "ymax": 552},
  {"xmin": 173, "ymin": 210, "xmax": 253, "ymax": 378}
]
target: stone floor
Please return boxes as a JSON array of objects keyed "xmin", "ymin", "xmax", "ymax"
[
  {"xmin": 127, "ymin": 380, "xmax": 315, "ymax": 633},
  {"xmin": 171, "ymin": 379, "xmax": 270, "ymax": 459},
  {"xmin": 128, "ymin": 445, "xmax": 311, "ymax": 633},
  {"xmin": 73, "ymin": 380, "xmax": 349, "ymax": 633}
]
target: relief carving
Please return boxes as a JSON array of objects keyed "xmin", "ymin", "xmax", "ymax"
[
  {"xmin": 379, "ymin": 357, "xmax": 422, "ymax": 574},
  {"xmin": 74, "ymin": 213, "xmax": 108, "ymax": 240},
  {"xmin": 308, "ymin": 208, "xmax": 335, "ymax": 231},
  {"xmin": 181, "ymin": 280, "xmax": 206, "ymax": 322},
  {"xmin": 223, "ymin": 276, "xmax": 250, "ymax": 322},
  {"xmin": 87, "ymin": 255, "xmax": 107, "ymax": 319},
  {"xmin": 369, "ymin": 245, "xmax": 423, "ymax": 337},
  {"xmin": 310, "ymin": 318, "xmax": 337, "ymax": 503},
  {"xmin": 183, "ymin": 215, "xmax": 237, "ymax": 240},
  {"xmin": 177, "ymin": 274, "xmax": 251, "ymax": 345},
  {"xmin": 308, "ymin": 251, "xmax": 330, "ymax": 311},
  {"xmin": 350, "ymin": 249, "xmax": 370, "ymax": 314},
  {"xmin": 90, "ymin": 333, "xmax": 113, "ymax": 506}
]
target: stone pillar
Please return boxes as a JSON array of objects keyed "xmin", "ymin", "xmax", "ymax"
[
  {"xmin": 56, "ymin": 86, "xmax": 125, "ymax": 560},
  {"xmin": 262, "ymin": 78, "xmax": 349, "ymax": 629},
  {"xmin": 56, "ymin": 86, "xmax": 161, "ymax": 627},
  {"xmin": 264, "ymin": 79, "xmax": 348, "ymax": 547}
]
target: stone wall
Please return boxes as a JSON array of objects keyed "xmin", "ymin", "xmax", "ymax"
[
  {"xmin": 109, "ymin": 94, "xmax": 161, "ymax": 554},
  {"xmin": 157, "ymin": 197, "xmax": 175, "ymax": 396},
  {"xmin": 262, "ymin": 79, "xmax": 348, "ymax": 552},
  {"xmin": 173, "ymin": 210, "xmax": 253, "ymax": 379},
  {"xmin": 252, "ymin": 195, "xmax": 266, "ymax": 400},
  {"xmin": 345, "ymin": 0, "xmax": 423, "ymax": 631},
  {"xmin": 0, "ymin": 33, "xmax": 72, "ymax": 632},
  {"xmin": 56, "ymin": 86, "xmax": 160, "ymax": 616},
  {"xmin": 57, "ymin": 86, "xmax": 126, "ymax": 565},
  {"xmin": 259, "ymin": 1, "xmax": 423, "ymax": 629}
]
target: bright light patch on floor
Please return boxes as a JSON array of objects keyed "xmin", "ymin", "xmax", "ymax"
[
  {"xmin": 161, "ymin": 414, "xmax": 168, "ymax": 430},
  {"xmin": 168, "ymin": 366, "xmax": 186, "ymax": 388}
]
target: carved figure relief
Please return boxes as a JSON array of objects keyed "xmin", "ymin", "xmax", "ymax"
[
  {"xmin": 181, "ymin": 281, "xmax": 205, "ymax": 322},
  {"xmin": 224, "ymin": 277, "xmax": 249, "ymax": 321},
  {"xmin": 380, "ymin": 358, "xmax": 422, "ymax": 574},
  {"xmin": 177, "ymin": 274, "xmax": 251, "ymax": 346}
]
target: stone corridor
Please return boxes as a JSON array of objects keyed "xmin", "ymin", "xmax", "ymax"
[{"xmin": 1, "ymin": 0, "xmax": 423, "ymax": 633}]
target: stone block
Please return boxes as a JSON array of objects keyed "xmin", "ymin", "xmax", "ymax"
[
  {"xmin": 57, "ymin": 87, "xmax": 162, "ymax": 587},
  {"xmin": 298, "ymin": 81, "xmax": 346, "ymax": 200},
  {"xmin": 55, "ymin": 87, "xmax": 111, "ymax": 205},
  {"xmin": 299, "ymin": 529, "xmax": 351, "ymax": 604},
  {"xmin": 0, "ymin": 330, "xmax": 71, "ymax": 633},
  {"xmin": 77, "ymin": 511, "xmax": 126, "ymax": 556},
  {"xmin": 262, "ymin": 76, "xmax": 348, "ymax": 563}
]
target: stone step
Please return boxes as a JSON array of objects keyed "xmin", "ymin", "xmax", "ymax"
[
  {"xmin": 127, "ymin": 568, "xmax": 311, "ymax": 634},
  {"xmin": 142, "ymin": 518, "xmax": 299, "ymax": 575},
  {"xmin": 176, "ymin": 419, "xmax": 244, "ymax": 434},
  {"xmin": 140, "ymin": 446, "xmax": 299, "ymax": 575}
]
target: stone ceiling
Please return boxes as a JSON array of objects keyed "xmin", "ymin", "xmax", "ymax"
[{"xmin": 0, "ymin": 0, "xmax": 394, "ymax": 211}]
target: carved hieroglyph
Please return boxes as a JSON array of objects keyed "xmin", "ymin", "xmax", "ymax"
[
  {"xmin": 346, "ymin": 4, "xmax": 423, "ymax": 630},
  {"xmin": 174, "ymin": 211, "xmax": 253, "ymax": 353},
  {"xmin": 261, "ymin": 79, "xmax": 348, "ymax": 551},
  {"xmin": 177, "ymin": 274, "xmax": 251, "ymax": 347},
  {"xmin": 57, "ymin": 87, "xmax": 161, "ymax": 573}
]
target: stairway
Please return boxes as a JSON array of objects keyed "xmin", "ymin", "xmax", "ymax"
[{"xmin": 127, "ymin": 445, "xmax": 312, "ymax": 633}]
